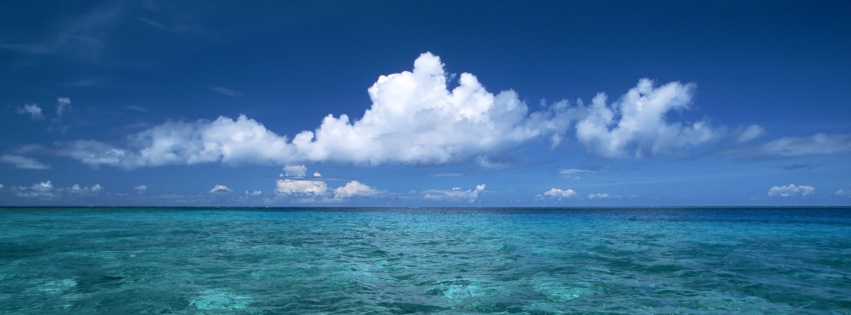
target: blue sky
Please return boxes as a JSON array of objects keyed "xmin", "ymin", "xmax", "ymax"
[{"xmin": 1, "ymin": 1, "xmax": 849, "ymax": 206}]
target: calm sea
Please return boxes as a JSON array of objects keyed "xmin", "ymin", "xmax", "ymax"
[{"xmin": 1, "ymin": 207, "xmax": 850, "ymax": 314}]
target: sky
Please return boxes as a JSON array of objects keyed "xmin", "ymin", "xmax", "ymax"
[{"xmin": 1, "ymin": 1, "xmax": 849, "ymax": 207}]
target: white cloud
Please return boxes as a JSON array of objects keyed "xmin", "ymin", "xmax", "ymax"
[
  {"xmin": 59, "ymin": 53, "xmax": 576, "ymax": 168},
  {"xmin": 768, "ymin": 184, "xmax": 815, "ymax": 197},
  {"xmin": 540, "ymin": 188, "xmax": 577, "ymax": 199},
  {"xmin": 17, "ymin": 104, "xmax": 43, "ymax": 120},
  {"xmin": 754, "ymin": 134, "xmax": 851, "ymax": 157},
  {"xmin": 134, "ymin": 185, "xmax": 147, "ymax": 192},
  {"xmin": 424, "ymin": 184, "xmax": 485, "ymax": 203},
  {"xmin": 737, "ymin": 124, "xmax": 765, "ymax": 143},
  {"xmin": 33, "ymin": 180, "xmax": 53, "ymax": 192},
  {"xmin": 57, "ymin": 97, "xmax": 71, "ymax": 116},
  {"xmin": 283, "ymin": 164, "xmax": 307, "ymax": 177},
  {"xmin": 313, "ymin": 172, "xmax": 322, "ymax": 177},
  {"xmin": 333, "ymin": 180, "xmax": 377, "ymax": 199},
  {"xmin": 275, "ymin": 179, "xmax": 327, "ymax": 196},
  {"xmin": 209, "ymin": 184, "xmax": 232, "ymax": 193},
  {"xmin": 575, "ymin": 79, "xmax": 719, "ymax": 158},
  {"xmin": 69, "ymin": 183, "xmax": 103, "ymax": 194},
  {"xmin": 588, "ymin": 193, "xmax": 609, "ymax": 199},
  {"xmin": 836, "ymin": 189, "xmax": 847, "ymax": 197},
  {"xmin": 245, "ymin": 190, "xmax": 262, "ymax": 196},
  {"xmin": 59, "ymin": 115, "xmax": 293, "ymax": 168},
  {"xmin": 0, "ymin": 154, "xmax": 51, "ymax": 170},
  {"xmin": 15, "ymin": 180, "xmax": 55, "ymax": 198},
  {"xmin": 475, "ymin": 156, "xmax": 508, "ymax": 169}
]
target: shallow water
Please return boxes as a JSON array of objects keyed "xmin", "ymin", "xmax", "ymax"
[{"xmin": 1, "ymin": 207, "xmax": 850, "ymax": 314}]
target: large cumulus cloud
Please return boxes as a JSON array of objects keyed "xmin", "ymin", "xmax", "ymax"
[{"xmin": 58, "ymin": 52, "xmax": 719, "ymax": 168}]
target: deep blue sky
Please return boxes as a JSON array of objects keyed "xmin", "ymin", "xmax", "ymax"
[{"xmin": 1, "ymin": 1, "xmax": 849, "ymax": 206}]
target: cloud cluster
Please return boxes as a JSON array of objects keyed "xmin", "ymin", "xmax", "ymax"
[
  {"xmin": 0, "ymin": 154, "xmax": 51, "ymax": 170},
  {"xmin": 768, "ymin": 184, "xmax": 815, "ymax": 197},
  {"xmin": 58, "ymin": 53, "xmax": 739, "ymax": 169},
  {"xmin": 10, "ymin": 180, "xmax": 103, "ymax": 198},
  {"xmin": 423, "ymin": 184, "xmax": 486, "ymax": 203},
  {"xmin": 576, "ymin": 79, "xmax": 719, "ymax": 158},
  {"xmin": 58, "ymin": 53, "xmax": 578, "ymax": 168}
]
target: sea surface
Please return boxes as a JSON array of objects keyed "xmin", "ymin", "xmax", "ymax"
[{"xmin": 1, "ymin": 207, "xmax": 850, "ymax": 314}]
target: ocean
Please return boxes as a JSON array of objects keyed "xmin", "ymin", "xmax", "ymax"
[{"xmin": 1, "ymin": 207, "xmax": 850, "ymax": 314}]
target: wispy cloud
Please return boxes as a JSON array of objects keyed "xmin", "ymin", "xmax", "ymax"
[
  {"xmin": 16, "ymin": 104, "xmax": 43, "ymax": 120},
  {"xmin": 736, "ymin": 125, "xmax": 765, "ymax": 143},
  {"xmin": 0, "ymin": 3, "xmax": 125, "ymax": 59},
  {"xmin": 725, "ymin": 133, "xmax": 851, "ymax": 158},
  {"xmin": 207, "ymin": 85, "xmax": 242, "ymax": 97},
  {"xmin": 0, "ymin": 154, "xmax": 51, "ymax": 170}
]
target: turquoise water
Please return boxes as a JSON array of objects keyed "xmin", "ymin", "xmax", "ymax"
[{"xmin": 1, "ymin": 207, "xmax": 850, "ymax": 314}]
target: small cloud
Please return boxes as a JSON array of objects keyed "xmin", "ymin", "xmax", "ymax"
[
  {"xmin": 275, "ymin": 179, "xmax": 327, "ymax": 196},
  {"xmin": 69, "ymin": 183, "xmax": 103, "ymax": 194},
  {"xmin": 56, "ymin": 97, "xmax": 71, "ymax": 116},
  {"xmin": 208, "ymin": 85, "xmax": 242, "ymax": 97},
  {"xmin": 424, "ymin": 184, "xmax": 485, "ymax": 203},
  {"xmin": 0, "ymin": 154, "xmax": 51, "ymax": 170},
  {"xmin": 134, "ymin": 185, "xmax": 147, "ymax": 192},
  {"xmin": 588, "ymin": 193, "xmax": 609, "ymax": 199},
  {"xmin": 283, "ymin": 165, "xmax": 307, "ymax": 177},
  {"xmin": 836, "ymin": 189, "xmax": 847, "ymax": 197},
  {"xmin": 737, "ymin": 125, "xmax": 765, "ymax": 143},
  {"xmin": 475, "ymin": 156, "xmax": 508, "ymax": 169},
  {"xmin": 209, "ymin": 184, "xmax": 232, "ymax": 193},
  {"xmin": 245, "ymin": 190, "xmax": 262, "ymax": 196},
  {"xmin": 313, "ymin": 172, "xmax": 322, "ymax": 177},
  {"xmin": 540, "ymin": 188, "xmax": 577, "ymax": 199},
  {"xmin": 768, "ymin": 184, "xmax": 815, "ymax": 197},
  {"xmin": 333, "ymin": 180, "xmax": 377, "ymax": 200},
  {"xmin": 17, "ymin": 104, "xmax": 43, "ymax": 120}
]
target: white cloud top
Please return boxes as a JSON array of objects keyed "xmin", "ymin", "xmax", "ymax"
[
  {"xmin": 424, "ymin": 184, "xmax": 485, "ymax": 202},
  {"xmin": 576, "ymin": 79, "xmax": 718, "ymax": 158},
  {"xmin": 275, "ymin": 179, "xmax": 327, "ymax": 196},
  {"xmin": 0, "ymin": 154, "xmax": 51, "ymax": 170},
  {"xmin": 209, "ymin": 184, "xmax": 232, "ymax": 193},
  {"xmin": 333, "ymin": 180, "xmax": 377, "ymax": 200},
  {"xmin": 58, "ymin": 53, "xmax": 734, "ymax": 169},
  {"xmin": 768, "ymin": 184, "xmax": 814, "ymax": 197},
  {"xmin": 541, "ymin": 188, "xmax": 577, "ymax": 199}
]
